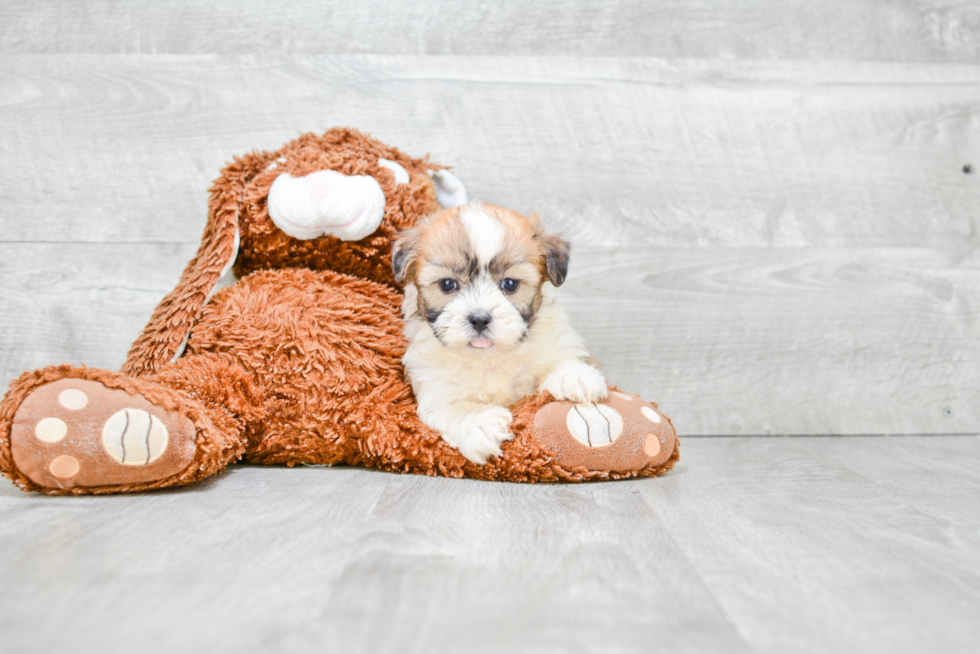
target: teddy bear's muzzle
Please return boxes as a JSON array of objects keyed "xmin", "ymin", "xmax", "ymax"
[{"xmin": 267, "ymin": 169, "xmax": 387, "ymax": 242}]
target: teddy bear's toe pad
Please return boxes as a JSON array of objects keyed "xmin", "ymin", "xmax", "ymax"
[
  {"xmin": 533, "ymin": 391, "xmax": 675, "ymax": 473},
  {"xmin": 10, "ymin": 379, "xmax": 197, "ymax": 490}
]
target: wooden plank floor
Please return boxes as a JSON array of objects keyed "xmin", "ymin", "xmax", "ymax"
[
  {"xmin": 1, "ymin": 2, "xmax": 979, "ymax": 652},
  {"xmin": 1, "ymin": 438, "xmax": 978, "ymax": 654}
]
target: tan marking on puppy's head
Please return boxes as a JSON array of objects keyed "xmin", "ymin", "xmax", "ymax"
[{"xmin": 392, "ymin": 201, "xmax": 570, "ymax": 351}]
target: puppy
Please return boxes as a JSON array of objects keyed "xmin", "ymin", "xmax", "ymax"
[{"xmin": 392, "ymin": 201, "xmax": 608, "ymax": 463}]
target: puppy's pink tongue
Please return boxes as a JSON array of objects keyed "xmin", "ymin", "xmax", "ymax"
[{"xmin": 470, "ymin": 337, "xmax": 493, "ymax": 349}]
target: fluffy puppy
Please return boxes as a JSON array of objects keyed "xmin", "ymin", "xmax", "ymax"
[{"xmin": 392, "ymin": 201, "xmax": 608, "ymax": 463}]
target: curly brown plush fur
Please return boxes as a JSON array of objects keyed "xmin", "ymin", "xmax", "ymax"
[
  {"xmin": 124, "ymin": 128, "xmax": 440, "ymax": 378},
  {"xmin": 0, "ymin": 128, "xmax": 677, "ymax": 495}
]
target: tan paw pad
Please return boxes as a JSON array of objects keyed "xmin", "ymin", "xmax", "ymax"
[
  {"xmin": 35, "ymin": 417, "xmax": 68, "ymax": 443},
  {"xmin": 643, "ymin": 433, "xmax": 661, "ymax": 457},
  {"xmin": 102, "ymin": 409, "xmax": 169, "ymax": 465},
  {"xmin": 49, "ymin": 455, "xmax": 80, "ymax": 478},
  {"xmin": 640, "ymin": 406, "xmax": 662, "ymax": 424},
  {"xmin": 58, "ymin": 388, "xmax": 88, "ymax": 410},
  {"xmin": 566, "ymin": 403, "xmax": 623, "ymax": 448}
]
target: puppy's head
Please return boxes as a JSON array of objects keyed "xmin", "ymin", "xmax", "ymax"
[{"xmin": 392, "ymin": 201, "xmax": 570, "ymax": 352}]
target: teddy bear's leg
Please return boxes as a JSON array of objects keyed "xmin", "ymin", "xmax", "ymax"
[
  {"xmin": 0, "ymin": 364, "xmax": 245, "ymax": 495},
  {"xmin": 327, "ymin": 380, "xmax": 677, "ymax": 483}
]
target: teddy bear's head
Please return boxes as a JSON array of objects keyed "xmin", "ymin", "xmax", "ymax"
[
  {"xmin": 123, "ymin": 128, "xmax": 466, "ymax": 377},
  {"xmin": 220, "ymin": 127, "xmax": 465, "ymax": 285}
]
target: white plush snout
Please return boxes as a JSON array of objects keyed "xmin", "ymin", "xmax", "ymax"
[{"xmin": 267, "ymin": 169, "xmax": 386, "ymax": 241}]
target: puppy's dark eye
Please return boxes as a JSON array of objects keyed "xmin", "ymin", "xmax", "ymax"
[
  {"xmin": 439, "ymin": 278, "xmax": 458, "ymax": 293},
  {"xmin": 500, "ymin": 278, "xmax": 520, "ymax": 294}
]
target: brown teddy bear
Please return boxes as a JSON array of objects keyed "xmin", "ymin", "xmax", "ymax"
[{"xmin": 0, "ymin": 128, "xmax": 678, "ymax": 495}]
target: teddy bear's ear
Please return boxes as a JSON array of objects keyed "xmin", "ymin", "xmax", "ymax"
[
  {"xmin": 378, "ymin": 158, "xmax": 410, "ymax": 184},
  {"xmin": 430, "ymin": 169, "xmax": 468, "ymax": 208},
  {"xmin": 391, "ymin": 227, "xmax": 421, "ymax": 285}
]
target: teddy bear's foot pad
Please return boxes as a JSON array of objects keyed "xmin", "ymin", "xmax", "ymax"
[
  {"xmin": 533, "ymin": 391, "xmax": 675, "ymax": 473},
  {"xmin": 10, "ymin": 379, "xmax": 197, "ymax": 490}
]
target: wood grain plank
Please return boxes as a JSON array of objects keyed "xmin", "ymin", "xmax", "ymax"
[
  {"xmin": 0, "ymin": 437, "xmax": 977, "ymax": 653},
  {"xmin": 647, "ymin": 436, "xmax": 980, "ymax": 654},
  {"xmin": 564, "ymin": 246, "xmax": 980, "ymax": 435},
  {"xmin": 1, "ymin": 55, "xmax": 978, "ymax": 250},
  {"xmin": 1, "ymin": 0, "xmax": 979, "ymax": 63},
  {"xmin": 0, "ymin": 243, "xmax": 193, "ymax": 383},
  {"xmin": 2, "ymin": 243, "xmax": 977, "ymax": 436}
]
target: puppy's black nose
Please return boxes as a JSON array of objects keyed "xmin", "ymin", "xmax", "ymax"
[{"xmin": 468, "ymin": 313, "xmax": 492, "ymax": 333}]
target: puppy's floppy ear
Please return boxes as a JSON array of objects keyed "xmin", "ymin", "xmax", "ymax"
[
  {"xmin": 536, "ymin": 233, "xmax": 571, "ymax": 287},
  {"xmin": 391, "ymin": 227, "xmax": 420, "ymax": 285}
]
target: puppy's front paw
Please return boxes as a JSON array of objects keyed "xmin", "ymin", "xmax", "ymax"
[
  {"xmin": 542, "ymin": 360, "xmax": 609, "ymax": 404},
  {"xmin": 452, "ymin": 406, "xmax": 514, "ymax": 465}
]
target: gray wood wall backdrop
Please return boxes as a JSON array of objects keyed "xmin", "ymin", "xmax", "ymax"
[{"xmin": 1, "ymin": 1, "xmax": 978, "ymax": 436}]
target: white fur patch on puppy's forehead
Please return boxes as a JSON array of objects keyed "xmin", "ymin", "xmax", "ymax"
[{"xmin": 459, "ymin": 203, "xmax": 505, "ymax": 265}]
